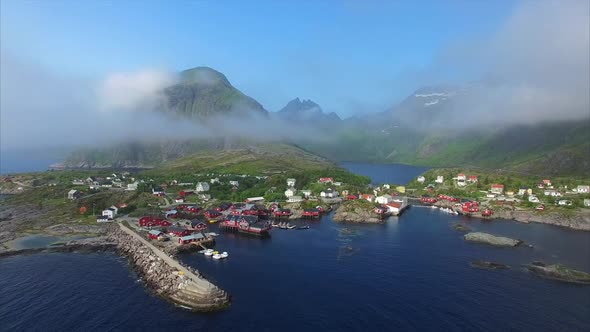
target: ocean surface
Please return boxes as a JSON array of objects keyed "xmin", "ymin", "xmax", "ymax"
[
  {"xmin": 0, "ymin": 149, "xmax": 62, "ymax": 174},
  {"xmin": 1, "ymin": 163, "xmax": 590, "ymax": 331}
]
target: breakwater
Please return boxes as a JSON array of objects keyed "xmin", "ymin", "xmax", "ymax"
[{"xmin": 114, "ymin": 223, "xmax": 230, "ymax": 311}]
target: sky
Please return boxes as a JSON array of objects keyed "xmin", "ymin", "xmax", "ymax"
[
  {"xmin": 1, "ymin": 0, "xmax": 519, "ymax": 116},
  {"xmin": 1, "ymin": 0, "xmax": 589, "ymax": 150}
]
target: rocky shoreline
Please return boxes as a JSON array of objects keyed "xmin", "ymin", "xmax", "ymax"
[
  {"xmin": 332, "ymin": 204, "xmax": 382, "ymax": 223},
  {"xmin": 1, "ymin": 224, "xmax": 230, "ymax": 312},
  {"xmin": 430, "ymin": 200, "xmax": 590, "ymax": 231}
]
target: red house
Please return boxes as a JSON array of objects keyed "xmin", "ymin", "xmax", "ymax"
[
  {"xmin": 481, "ymin": 208, "xmax": 494, "ymax": 217},
  {"xmin": 204, "ymin": 210, "xmax": 221, "ymax": 219},
  {"xmin": 347, "ymin": 194, "xmax": 358, "ymax": 200},
  {"xmin": 274, "ymin": 209, "xmax": 292, "ymax": 217},
  {"xmin": 319, "ymin": 177, "xmax": 334, "ymax": 183},
  {"xmin": 421, "ymin": 197, "xmax": 437, "ymax": 204},
  {"xmin": 166, "ymin": 226, "xmax": 191, "ymax": 237},
  {"xmin": 302, "ymin": 209, "xmax": 320, "ymax": 218},
  {"xmin": 461, "ymin": 201, "xmax": 480, "ymax": 213},
  {"xmin": 468, "ymin": 175, "xmax": 478, "ymax": 183},
  {"xmin": 148, "ymin": 230, "xmax": 164, "ymax": 240}
]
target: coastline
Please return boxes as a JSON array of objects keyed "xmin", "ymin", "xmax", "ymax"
[
  {"xmin": 0, "ymin": 224, "xmax": 230, "ymax": 312},
  {"xmin": 423, "ymin": 199, "xmax": 590, "ymax": 232}
]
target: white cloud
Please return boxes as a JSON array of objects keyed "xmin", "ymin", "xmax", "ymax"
[{"xmin": 97, "ymin": 69, "xmax": 178, "ymax": 112}]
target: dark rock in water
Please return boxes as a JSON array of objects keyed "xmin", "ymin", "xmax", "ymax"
[
  {"xmin": 470, "ymin": 260, "xmax": 510, "ymax": 270},
  {"xmin": 464, "ymin": 232, "xmax": 523, "ymax": 247},
  {"xmin": 525, "ymin": 262, "xmax": 590, "ymax": 285},
  {"xmin": 453, "ymin": 223, "xmax": 471, "ymax": 232}
]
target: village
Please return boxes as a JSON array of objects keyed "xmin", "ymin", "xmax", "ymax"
[
  {"xmin": 58, "ymin": 172, "xmax": 415, "ymax": 254},
  {"xmin": 413, "ymin": 171, "xmax": 590, "ymax": 219}
]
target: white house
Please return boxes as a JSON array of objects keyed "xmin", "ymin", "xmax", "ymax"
[
  {"xmin": 286, "ymin": 178, "xmax": 296, "ymax": 187},
  {"xmin": 584, "ymin": 199, "xmax": 590, "ymax": 207},
  {"xmin": 301, "ymin": 190, "xmax": 312, "ymax": 198},
  {"xmin": 102, "ymin": 206, "xmax": 118, "ymax": 220},
  {"xmin": 72, "ymin": 179, "xmax": 85, "ymax": 185},
  {"xmin": 558, "ymin": 200, "xmax": 572, "ymax": 206},
  {"xmin": 127, "ymin": 181, "xmax": 139, "ymax": 191},
  {"xmin": 457, "ymin": 173, "xmax": 466, "ymax": 181},
  {"xmin": 544, "ymin": 189, "xmax": 561, "ymax": 197},
  {"xmin": 210, "ymin": 178, "xmax": 220, "ymax": 184},
  {"xmin": 287, "ymin": 196, "xmax": 303, "ymax": 203},
  {"xmin": 384, "ymin": 202, "xmax": 401, "ymax": 215},
  {"xmin": 417, "ymin": 176, "xmax": 425, "ymax": 183},
  {"xmin": 284, "ymin": 188, "xmax": 296, "ymax": 198},
  {"xmin": 333, "ymin": 182, "xmax": 343, "ymax": 187},
  {"xmin": 576, "ymin": 185, "xmax": 589, "ymax": 193},
  {"xmin": 67, "ymin": 189, "xmax": 80, "ymax": 200},
  {"xmin": 528, "ymin": 195, "xmax": 540, "ymax": 203},
  {"xmin": 382, "ymin": 184, "xmax": 391, "ymax": 190},
  {"xmin": 152, "ymin": 187, "xmax": 165, "ymax": 195},
  {"xmin": 375, "ymin": 194, "xmax": 393, "ymax": 204},
  {"xmin": 196, "ymin": 182, "xmax": 210, "ymax": 192},
  {"xmin": 320, "ymin": 189, "xmax": 339, "ymax": 198},
  {"xmin": 435, "ymin": 176, "xmax": 444, "ymax": 184},
  {"xmin": 229, "ymin": 180, "xmax": 239, "ymax": 187}
]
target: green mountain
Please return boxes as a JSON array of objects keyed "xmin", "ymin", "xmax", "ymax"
[{"xmin": 164, "ymin": 66, "xmax": 267, "ymax": 118}]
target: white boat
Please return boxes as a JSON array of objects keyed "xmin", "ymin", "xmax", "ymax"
[
  {"xmin": 204, "ymin": 250, "xmax": 214, "ymax": 256},
  {"xmin": 220, "ymin": 252, "xmax": 229, "ymax": 258},
  {"xmin": 212, "ymin": 254, "xmax": 222, "ymax": 260}
]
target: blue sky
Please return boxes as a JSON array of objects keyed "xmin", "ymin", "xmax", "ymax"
[{"xmin": 1, "ymin": 0, "xmax": 518, "ymax": 117}]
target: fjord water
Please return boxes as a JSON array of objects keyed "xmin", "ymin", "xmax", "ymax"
[{"xmin": 1, "ymin": 163, "xmax": 590, "ymax": 331}]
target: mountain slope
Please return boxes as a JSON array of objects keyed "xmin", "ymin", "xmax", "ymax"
[
  {"xmin": 164, "ymin": 67, "xmax": 267, "ymax": 118},
  {"xmin": 153, "ymin": 143, "xmax": 334, "ymax": 175}
]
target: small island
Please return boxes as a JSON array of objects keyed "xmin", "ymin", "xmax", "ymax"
[
  {"xmin": 464, "ymin": 232, "xmax": 523, "ymax": 247},
  {"xmin": 525, "ymin": 262, "xmax": 590, "ymax": 285}
]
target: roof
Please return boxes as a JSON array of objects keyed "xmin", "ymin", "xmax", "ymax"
[
  {"xmin": 491, "ymin": 184, "xmax": 504, "ymax": 188},
  {"xmin": 167, "ymin": 226, "xmax": 188, "ymax": 233},
  {"xmin": 386, "ymin": 202, "xmax": 401, "ymax": 208},
  {"xmin": 68, "ymin": 190, "xmax": 78, "ymax": 194},
  {"xmin": 180, "ymin": 233, "xmax": 204, "ymax": 241},
  {"xmin": 149, "ymin": 230, "xmax": 163, "ymax": 236}
]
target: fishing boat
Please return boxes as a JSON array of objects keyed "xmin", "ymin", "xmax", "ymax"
[
  {"xmin": 221, "ymin": 252, "xmax": 229, "ymax": 258},
  {"xmin": 212, "ymin": 253, "xmax": 222, "ymax": 260},
  {"xmin": 297, "ymin": 226, "xmax": 310, "ymax": 230},
  {"xmin": 204, "ymin": 249, "xmax": 214, "ymax": 256}
]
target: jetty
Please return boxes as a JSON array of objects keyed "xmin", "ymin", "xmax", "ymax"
[{"xmin": 116, "ymin": 223, "xmax": 230, "ymax": 311}]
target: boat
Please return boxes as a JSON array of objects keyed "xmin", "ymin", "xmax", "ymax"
[
  {"xmin": 220, "ymin": 252, "xmax": 229, "ymax": 258},
  {"xmin": 204, "ymin": 249, "xmax": 214, "ymax": 256},
  {"xmin": 212, "ymin": 254, "xmax": 222, "ymax": 260},
  {"xmin": 297, "ymin": 226, "xmax": 310, "ymax": 230},
  {"xmin": 209, "ymin": 219, "xmax": 218, "ymax": 224},
  {"xmin": 287, "ymin": 224, "xmax": 297, "ymax": 229}
]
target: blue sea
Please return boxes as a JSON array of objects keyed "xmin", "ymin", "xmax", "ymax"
[{"xmin": 1, "ymin": 163, "xmax": 590, "ymax": 331}]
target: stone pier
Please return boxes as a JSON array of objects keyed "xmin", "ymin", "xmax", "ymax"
[{"xmin": 114, "ymin": 223, "xmax": 230, "ymax": 311}]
